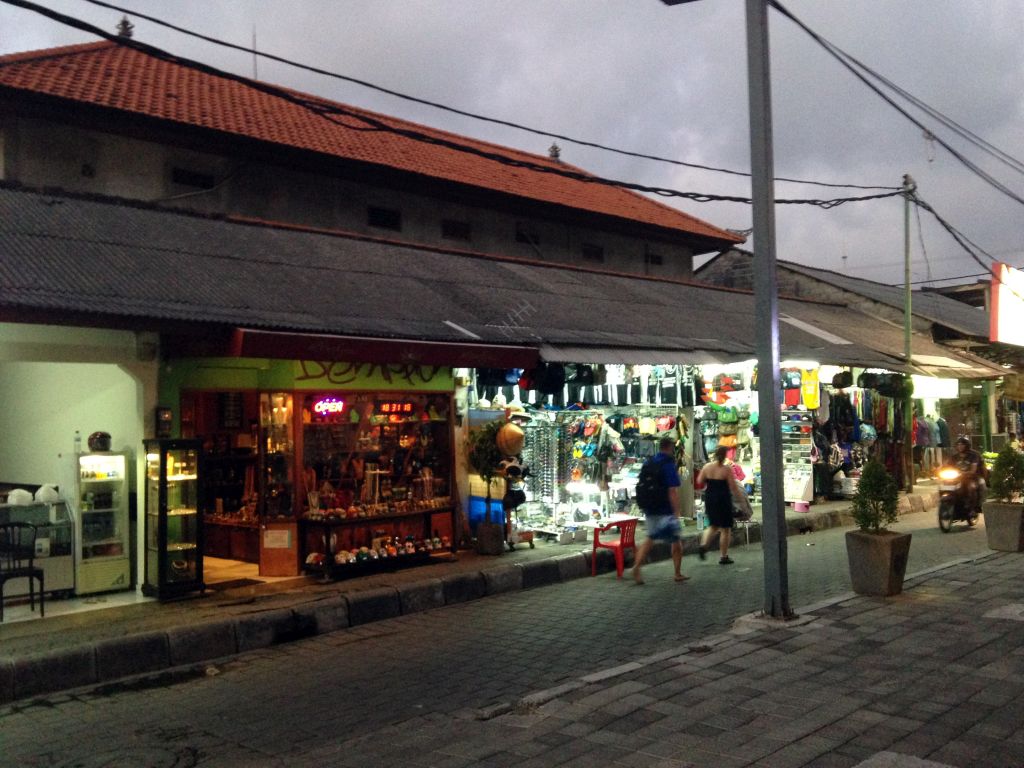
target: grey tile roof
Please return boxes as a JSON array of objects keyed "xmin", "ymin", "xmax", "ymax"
[
  {"xmin": 0, "ymin": 185, "xmax": 996, "ymax": 377},
  {"xmin": 778, "ymin": 262, "xmax": 989, "ymax": 338},
  {"xmin": 695, "ymin": 249, "xmax": 990, "ymax": 338}
]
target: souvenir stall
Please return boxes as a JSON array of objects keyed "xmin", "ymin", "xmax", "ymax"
[
  {"xmin": 998, "ymin": 374, "xmax": 1024, "ymax": 446},
  {"xmin": 693, "ymin": 364, "xmax": 762, "ymax": 514},
  {"xmin": 815, "ymin": 369, "xmax": 912, "ymax": 498},
  {"xmin": 164, "ymin": 359, "xmax": 457, "ymax": 579},
  {"xmin": 470, "ymin": 364, "xmax": 695, "ymax": 542},
  {"xmin": 695, "ymin": 362, "xmax": 840, "ymax": 510},
  {"xmin": 909, "ymin": 375, "xmax": 958, "ymax": 477}
]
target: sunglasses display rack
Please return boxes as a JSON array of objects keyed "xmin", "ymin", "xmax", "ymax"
[
  {"xmin": 781, "ymin": 406, "xmax": 814, "ymax": 503},
  {"xmin": 519, "ymin": 419, "xmax": 558, "ymax": 514}
]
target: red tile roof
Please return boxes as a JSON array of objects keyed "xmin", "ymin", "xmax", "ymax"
[{"xmin": 0, "ymin": 41, "xmax": 742, "ymax": 246}]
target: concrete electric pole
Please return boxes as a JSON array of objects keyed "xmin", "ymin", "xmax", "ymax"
[{"xmin": 660, "ymin": 0, "xmax": 792, "ymax": 618}]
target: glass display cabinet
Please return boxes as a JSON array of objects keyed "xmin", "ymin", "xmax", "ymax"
[
  {"xmin": 260, "ymin": 392, "xmax": 295, "ymax": 519},
  {"xmin": 258, "ymin": 392, "xmax": 299, "ymax": 576},
  {"xmin": 143, "ymin": 438, "xmax": 204, "ymax": 599}
]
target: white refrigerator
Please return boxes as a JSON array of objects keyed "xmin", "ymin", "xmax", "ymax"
[{"xmin": 67, "ymin": 451, "xmax": 132, "ymax": 594}]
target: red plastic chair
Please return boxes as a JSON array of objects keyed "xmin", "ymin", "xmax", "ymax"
[{"xmin": 591, "ymin": 518, "xmax": 638, "ymax": 578}]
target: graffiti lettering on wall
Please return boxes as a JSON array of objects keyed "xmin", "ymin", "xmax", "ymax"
[{"xmin": 297, "ymin": 361, "xmax": 445, "ymax": 386}]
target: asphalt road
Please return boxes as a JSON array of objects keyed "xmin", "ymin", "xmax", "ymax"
[{"xmin": 0, "ymin": 509, "xmax": 990, "ymax": 767}]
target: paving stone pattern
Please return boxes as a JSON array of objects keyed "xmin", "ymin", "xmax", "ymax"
[{"xmin": 0, "ymin": 507, "xmax": 1011, "ymax": 767}]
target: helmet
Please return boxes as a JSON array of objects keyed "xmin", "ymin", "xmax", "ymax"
[
  {"xmin": 955, "ymin": 436, "xmax": 971, "ymax": 449},
  {"xmin": 87, "ymin": 431, "xmax": 112, "ymax": 452}
]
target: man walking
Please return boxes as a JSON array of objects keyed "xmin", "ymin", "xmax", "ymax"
[{"xmin": 631, "ymin": 436, "xmax": 686, "ymax": 584}]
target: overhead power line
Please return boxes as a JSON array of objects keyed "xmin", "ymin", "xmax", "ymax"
[
  {"xmin": 74, "ymin": 0, "xmax": 901, "ymax": 192},
  {"xmin": 907, "ymin": 271, "xmax": 990, "ymax": 286},
  {"xmin": 908, "ymin": 193, "xmax": 995, "ymax": 272},
  {"xmin": 0, "ymin": 0, "xmax": 903, "ymax": 212},
  {"xmin": 770, "ymin": 0, "xmax": 1024, "ymax": 210}
]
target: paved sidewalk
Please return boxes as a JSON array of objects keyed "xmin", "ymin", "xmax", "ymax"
[
  {"xmin": 315, "ymin": 549, "xmax": 1024, "ymax": 768},
  {"xmin": 0, "ymin": 489, "xmax": 938, "ymax": 705}
]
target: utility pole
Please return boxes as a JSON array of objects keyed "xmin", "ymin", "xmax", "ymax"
[
  {"xmin": 747, "ymin": 0, "xmax": 791, "ymax": 619},
  {"xmin": 903, "ymin": 174, "xmax": 916, "ymax": 493},
  {"xmin": 660, "ymin": 0, "xmax": 791, "ymax": 618}
]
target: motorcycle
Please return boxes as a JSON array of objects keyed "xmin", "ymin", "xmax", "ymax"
[{"xmin": 936, "ymin": 466, "xmax": 979, "ymax": 532}]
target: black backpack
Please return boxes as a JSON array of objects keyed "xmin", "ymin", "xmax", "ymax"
[{"xmin": 634, "ymin": 455, "xmax": 668, "ymax": 511}]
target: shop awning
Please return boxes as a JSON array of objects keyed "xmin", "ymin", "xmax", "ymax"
[{"xmin": 538, "ymin": 344, "xmax": 734, "ymax": 365}]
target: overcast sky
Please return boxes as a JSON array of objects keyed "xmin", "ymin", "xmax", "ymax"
[{"xmin": 2, "ymin": 0, "xmax": 1022, "ymax": 287}]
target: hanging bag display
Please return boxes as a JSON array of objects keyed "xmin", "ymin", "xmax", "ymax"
[
  {"xmin": 736, "ymin": 406, "xmax": 751, "ymax": 446},
  {"xmin": 832, "ymin": 371, "xmax": 853, "ymax": 389},
  {"xmin": 718, "ymin": 406, "xmax": 739, "ymax": 424}
]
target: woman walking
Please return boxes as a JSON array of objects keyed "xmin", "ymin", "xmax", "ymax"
[{"xmin": 697, "ymin": 446, "xmax": 753, "ymax": 565}]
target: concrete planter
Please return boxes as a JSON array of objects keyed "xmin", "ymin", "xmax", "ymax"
[
  {"xmin": 983, "ymin": 501, "xmax": 1024, "ymax": 552},
  {"xmin": 845, "ymin": 530, "xmax": 912, "ymax": 597},
  {"xmin": 475, "ymin": 521, "xmax": 506, "ymax": 556}
]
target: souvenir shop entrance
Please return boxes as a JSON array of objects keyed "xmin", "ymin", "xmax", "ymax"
[
  {"xmin": 162, "ymin": 359, "xmax": 457, "ymax": 581},
  {"xmin": 693, "ymin": 362, "xmax": 930, "ymax": 510},
  {"xmin": 469, "ymin": 364, "xmax": 699, "ymax": 544},
  {"xmin": 469, "ymin": 360, "xmax": 976, "ymax": 547}
]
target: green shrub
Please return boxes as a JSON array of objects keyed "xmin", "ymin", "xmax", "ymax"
[
  {"xmin": 851, "ymin": 460, "xmax": 899, "ymax": 533},
  {"xmin": 988, "ymin": 444, "xmax": 1024, "ymax": 503}
]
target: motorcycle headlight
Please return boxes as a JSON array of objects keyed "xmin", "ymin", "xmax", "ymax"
[{"xmin": 938, "ymin": 468, "xmax": 960, "ymax": 481}]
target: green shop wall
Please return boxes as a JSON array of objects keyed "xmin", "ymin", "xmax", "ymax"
[{"xmin": 159, "ymin": 358, "xmax": 454, "ymax": 436}]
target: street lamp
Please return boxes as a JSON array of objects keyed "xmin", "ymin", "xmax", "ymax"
[{"xmin": 660, "ymin": 0, "xmax": 792, "ymax": 619}]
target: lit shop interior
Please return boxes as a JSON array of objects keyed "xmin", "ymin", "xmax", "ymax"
[
  {"xmin": 466, "ymin": 362, "xmax": 963, "ymax": 543},
  {"xmin": 129, "ymin": 359, "xmax": 460, "ymax": 593},
  {"xmin": 0, "ymin": 351, "xmax": 971, "ymax": 618}
]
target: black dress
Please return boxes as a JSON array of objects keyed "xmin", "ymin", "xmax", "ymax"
[{"xmin": 704, "ymin": 477, "xmax": 734, "ymax": 528}]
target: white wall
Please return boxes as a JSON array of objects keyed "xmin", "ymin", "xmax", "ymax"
[
  {"xmin": 0, "ymin": 322, "xmax": 157, "ymax": 492},
  {"xmin": 0, "ymin": 361, "xmax": 144, "ymax": 486}
]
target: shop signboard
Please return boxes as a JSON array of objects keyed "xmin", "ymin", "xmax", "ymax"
[{"xmin": 991, "ymin": 262, "xmax": 1024, "ymax": 348}]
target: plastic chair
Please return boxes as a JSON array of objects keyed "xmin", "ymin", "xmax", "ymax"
[
  {"xmin": 0, "ymin": 522, "xmax": 45, "ymax": 622},
  {"xmin": 591, "ymin": 518, "xmax": 638, "ymax": 578}
]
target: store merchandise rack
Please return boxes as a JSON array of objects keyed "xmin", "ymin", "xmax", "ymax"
[{"xmin": 781, "ymin": 406, "xmax": 814, "ymax": 502}]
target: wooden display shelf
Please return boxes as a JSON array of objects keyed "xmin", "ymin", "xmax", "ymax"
[
  {"xmin": 300, "ymin": 506, "xmax": 452, "ymax": 526},
  {"xmin": 302, "ymin": 549, "xmax": 450, "ymax": 581},
  {"xmin": 205, "ymin": 517, "xmax": 260, "ymax": 562}
]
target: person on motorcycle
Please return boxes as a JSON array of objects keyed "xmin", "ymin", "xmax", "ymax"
[{"xmin": 945, "ymin": 436, "xmax": 985, "ymax": 512}]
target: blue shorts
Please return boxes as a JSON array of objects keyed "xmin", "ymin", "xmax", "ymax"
[{"xmin": 645, "ymin": 514, "xmax": 681, "ymax": 542}]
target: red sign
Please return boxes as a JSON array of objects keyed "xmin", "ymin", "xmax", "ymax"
[{"xmin": 378, "ymin": 401, "xmax": 414, "ymax": 415}]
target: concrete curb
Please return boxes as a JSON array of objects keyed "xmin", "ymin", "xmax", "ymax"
[
  {"xmin": 442, "ymin": 572, "xmax": 486, "ymax": 605},
  {"xmin": 398, "ymin": 578, "xmax": 445, "ymax": 614},
  {"xmin": 13, "ymin": 647, "xmax": 95, "ymax": 700},
  {"xmin": 95, "ymin": 631, "xmax": 169, "ymax": 681},
  {"xmin": 0, "ymin": 658, "xmax": 12, "ymax": 703},
  {"xmin": 346, "ymin": 587, "xmax": 401, "ymax": 626},
  {"xmin": 0, "ymin": 491, "xmax": 940, "ymax": 706}
]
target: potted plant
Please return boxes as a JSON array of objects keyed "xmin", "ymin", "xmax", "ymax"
[
  {"xmin": 983, "ymin": 444, "xmax": 1024, "ymax": 552},
  {"xmin": 466, "ymin": 420, "xmax": 506, "ymax": 555},
  {"xmin": 845, "ymin": 459, "xmax": 911, "ymax": 596}
]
